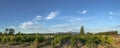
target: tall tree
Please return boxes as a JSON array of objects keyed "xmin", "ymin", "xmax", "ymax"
[
  {"xmin": 8, "ymin": 28, "xmax": 15, "ymax": 35},
  {"xmin": 80, "ymin": 26, "xmax": 85, "ymax": 35},
  {"xmin": 4, "ymin": 28, "xmax": 15, "ymax": 35},
  {"xmin": 4, "ymin": 28, "xmax": 9, "ymax": 35},
  {"xmin": 0, "ymin": 32, "xmax": 3, "ymax": 35}
]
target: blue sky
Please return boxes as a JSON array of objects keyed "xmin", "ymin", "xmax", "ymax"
[{"xmin": 0, "ymin": 0, "xmax": 120, "ymax": 33}]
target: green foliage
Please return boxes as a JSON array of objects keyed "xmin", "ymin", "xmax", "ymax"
[
  {"xmin": 0, "ymin": 33, "xmax": 115, "ymax": 48},
  {"xmin": 0, "ymin": 35, "xmax": 45, "ymax": 43},
  {"xmin": 87, "ymin": 32, "xmax": 93, "ymax": 35},
  {"xmin": 35, "ymin": 35, "xmax": 45, "ymax": 42},
  {"xmin": 104, "ymin": 36, "xmax": 114, "ymax": 44},
  {"xmin": 70, "ymin": 36, "xmax": 77, "ymax": 45},
  {"xmin": 84, "ymin": 35, "xmax": 114, "ymax": 48},
  {"xmin": 51, "ymin": 34, "xmax": 114, "ymax": 48},
  {"xmin": 53, "ymin": 36, "xmax": 64, "ymax": 44},
  {"xmin": 4, "ymin": 28, "xmax": 8, "ymax": 35},
  {"xmin": 8, "ymin": 28, "xmax": 15, "ymax": 35},
  {"xmin": 0, "ymin": 32, "xmax": 3, "ymax": 35},
  {"xmin": 78, "ymin": 36, "xmax": 86, "ymax": 44},
  {"xmin": 2, "ymin": 36, "xmax": 9, "ymax": 42},
  {"xmin": 16, "ymin": 31, "xmax": 21, "ymax": 35},
  {"xmin": 70, "ymin": 36, "xmax": 77, "ymax": 48},
  {"xmin": 96, "ymin": 31, "xmax": 118, "ymax": 35},
  {"xmin": 80, "ymin": 26, "xmax": 85, "ymax": 35},
  {"xmin": 53, "ymin": 35, "xmax": 71, "ymax": 45},
  {"xmin": 85, "ymin": 35, "xmax": 100, "ymax": 48},
  {"xmin": 85, "ymin": 43, "xmax": 97, "ymax": 48},
  {"xmin": 4, "ymin": 28, "xmax": 15, "ymax": 35},
  {"xmin": 14, "ymin": 35, "xmax": 25, "ymax": 42},
  {"xmin": 9, "ymin": 35, "xmax": 15, "ymax": 41}
]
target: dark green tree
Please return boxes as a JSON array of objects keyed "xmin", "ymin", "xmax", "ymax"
[
  {"xmin": 4, "ymin": 28, "xmax": 9, "ymax": 35},
  {"xmin": 8, "ymin": 28, "xmax": 15, "ymax": 35},
  {"xmin": 80, "ymin": 26, "xmax": 85, "ymax": 35},
  {"xmin": 0, "ymin": 32, "xmax": 2, "ymax": 35},
  {"xmin": 4, "ymin": 28, "xmax": 15, "ymax": 35}
]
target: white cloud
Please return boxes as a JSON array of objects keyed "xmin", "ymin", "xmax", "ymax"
[
  {"xmin": 108, "ymin": 12, "xmax": 120, "ymax": 16},
  {"xmin": 108, "ymin": 12, "xmax": 115, "ymax": 15},
  {"xmin": 46, "ymin": 11, "xmax": 59, "ymax": 20},
  {"xmin": 19, "ymin": 21, "xmax": 34, "ymax": 29},
  {"xmin": 69, "ymin": 17, "xmax": 94, "ymax": 22},
  {"xmin": 19, "ymin": 21, "xmax": 43, "ymax": 29},
  {"xmin": 19, "ymin": 11, "xmax": 59, "ymax": 29},
  {"xmin": 34, "ymin": 15, "xmax": 42, "ymax": 20},
  {"xmin": 108, "ymin": 12, "xmax": 120, "ymax": 19},
  {"xmin": 19, "ymin": 15, "xmax": 44, "ymax": 29},
  {"xmin": 78, "ymin": 10, "xmax": 87, "ymax": 14},
  {"xmin": 7, "ymin": 26, "xmax": 16, "ymax": 29},
  {"xmin": 34, "ymin": 21, "xmax": 38, "ymax": 24}
]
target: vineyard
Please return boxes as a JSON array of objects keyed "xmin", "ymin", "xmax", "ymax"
[
  {"xmin": 0, "ymin": 27, "xmax": 119, "ymax": 48},
  {"xmin": 0, "ymin": 34, "xmax": 118, "ymax": 48}
]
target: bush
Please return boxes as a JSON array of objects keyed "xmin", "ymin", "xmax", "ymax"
[
  {"xmin": 2, "ymin": 36, "xmax": 9, "ymax": 42},
  {"xmin": 70, "ymin": 36, "xmax": 77, "ymax": 48},
  {"xmin": 70, "ymin": 36, "xmax": 77, "ymax": 45},
  {"xmin": 53, "ymin": 35, "xmax": 71, "ymax": 45}
]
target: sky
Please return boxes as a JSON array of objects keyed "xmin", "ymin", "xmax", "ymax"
[{"xmin": 0, "ymin": 0, "xmax": 120, "ymax": 33}]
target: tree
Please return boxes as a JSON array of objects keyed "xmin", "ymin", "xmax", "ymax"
[
  {"xmin": 70, "ymin": 36, "xmax": 77, "ymax": 44},
  {"xmin": 8, "ymin": 28, "xmax": 15, "ymax": 35},
  {"xmin": 80, "ymin": 26, "xmax": 85, "ymax": 35},
  {"xmin": 4, "ymin": 28, "xmax": 9, "ymax": 35},
  {"xmin": 0, "ymin": 32, "xmax": 3, "ymax": 35},
  {"xmin": 4, "ymin": 28, "xmax": 15, "ymax": 35}
]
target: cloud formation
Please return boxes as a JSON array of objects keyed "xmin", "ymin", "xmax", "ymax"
[
  {"xmin": 69, "ymin": 17, "xmax": 94, "ymax": 22},
  {"xmin": 19, "ymin": 11, "xmax": 59, "ymax": 29},
  {"xmin": 108, "ymin": 12, "xmax": 115, "ymax": 15},
  {"xmin": 78, "ymin": 10, "xmax": 87, "ymax": 14},
  {"xmin": 19, "ymin": 21, "xmax": 43, "ymax": 29},
  {"xmin": 34, "ymin": 15, "xmax": 42, "ymax": 20},
  {"xmin": 19, "ymin": 21, "xmax": 34, "ymax": 29},
  {"xmin": 7, "ymin": 26, "xmax": 16, "ymax": 29},
  {"xmin": 46, "ymin": 11, "xmax": 59, "ymax": 20},
  {"xmin": 19, "ymin": 16, "xmax": 42, "ymax": 29},
  {"xmin": 108, "ymin": 11, "xmax": 120, "ymax": 19},
  {"xmin": 108, "ymin": 11, "xmax": 120, "ymax": 16}
]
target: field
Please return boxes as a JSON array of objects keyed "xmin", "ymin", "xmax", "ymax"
[{"xmin": 0, "ymin": 34, "xmax": 119, "ymax": 48}]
